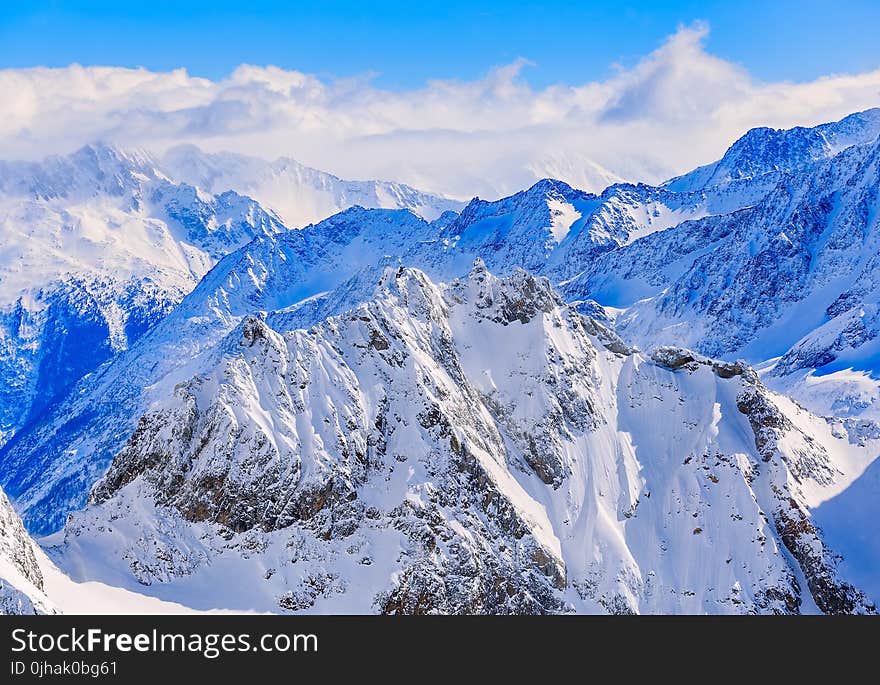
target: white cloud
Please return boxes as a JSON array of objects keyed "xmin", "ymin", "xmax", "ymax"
[{"xmin": 2, "ymin": 24, "xmax": 879, "ymax": 199}]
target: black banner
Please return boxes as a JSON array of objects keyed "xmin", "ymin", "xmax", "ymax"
[{"xmin": 1, "ymin": 615, "xmax": 876, "ymax": 681}]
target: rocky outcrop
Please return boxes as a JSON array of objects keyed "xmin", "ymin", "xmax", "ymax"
[
  {"xmin": 0, "ymin": 486, "xmax": 54, "ymax": 615},
  {"xmin": 651, "ymin": 346, "xmax": 752, "ymax": 380},
  {"xmin": 56, "ymin": 267, "xmax": 878, "ymax": 614},
  {"xmin": 735, "ymin": 383, "xmax": 875, "ymax": 614}
]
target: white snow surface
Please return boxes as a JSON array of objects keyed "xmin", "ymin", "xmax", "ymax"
[
  {"xmin": 44, "ymin": 266, "xmax": 880, "ymax": 614},
  {"xmin": 2, "ymin": 110, "xmax": 880, "ymax": 614}
]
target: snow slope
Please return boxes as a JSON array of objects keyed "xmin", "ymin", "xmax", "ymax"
[
  {"xmin": 48, "ymin": 265, "xmax": 878, "ymax": 614},
  {"xmin": 0, "ymin": 143, "xmax": 288, "ymax": 450},
  {"xmin": 7, "ymin": 108, "xmax": 880, "ymax": 535},
  {"xmin": 1, "ymin": 480, "xmax": 237, "ymax": 615}
]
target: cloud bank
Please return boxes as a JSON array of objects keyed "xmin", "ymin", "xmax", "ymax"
[{"xmin": 2, "ymin": 24, "xmax": 879, "ymax": 199}]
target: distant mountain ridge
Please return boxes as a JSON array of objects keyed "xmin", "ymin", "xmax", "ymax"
[
  {"xmin": 664, "ymin": 108, "xmax": 880, "ymax": 191},
  {"xmin": 5, "ymin": 108, "xmax": 880, "ymax": 536},
  {"xmin": 161, "ymin": 144, "xmax": 465, "ymax": 228}
]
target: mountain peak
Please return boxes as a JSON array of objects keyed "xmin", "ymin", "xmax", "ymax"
[
  {"xmin": 469, "ymin": 257, "xmax": 488, "ymax": 277},
  {"xmin": 160, "ymin": 143, "xmax": 464, "ymax": 227},
  {"xmin": 525, "ymin": 178, "xmax": 577, "ymax": 196},
  {"xmin": 664, "ymin": 107, "xmax": 880, "ymax": 191},
  {"xmin": 72, "ymin": 140, "xmax": 157, "ymax": 166},
  {"xmin": 0, "ymin": 141, "xmax": 165, "ymax": 200}
]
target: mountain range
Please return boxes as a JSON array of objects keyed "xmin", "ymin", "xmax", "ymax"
[{"xmin": 1, "ymin": 108, "xmax": 879, "ymax": 614}]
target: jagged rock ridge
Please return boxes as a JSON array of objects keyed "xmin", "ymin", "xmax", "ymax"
[
  {"xmin": 56, "ymin": 266, "xmax": 877, "ymax": 614},
  {"xmin": 0, "ymin": 486, "xmax": 55, "ymax": 614}
]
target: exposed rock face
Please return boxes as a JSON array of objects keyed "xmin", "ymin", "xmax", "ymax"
[
  {"xmin": 57, "ymin": 270, "xmax": 877, "ymax": 614},
  {"xmin": 735, "ymin": 384, "xmax": 875, "ymax": 615},
  {"xmin": 651, "ymin": 346, "xmax": 752, "ymax": 380},
  {"xmin": 0, "ymin": 486, "xmax": 54, "ymax": 615},
  {"xmin": 651, "ymin": 347, "xmax": 699, "ymax": 371},
  {"xmin": 0, "ymin": 488, "xmax": 42, "ymax": 590}
]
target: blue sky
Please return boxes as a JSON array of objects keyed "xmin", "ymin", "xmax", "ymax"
[
  {"xmin": 1, "ymin": 0, "xmax": 879, "ymax": 88},
  {"xmin": 1, "ymin": 2, "xmax": 878, "ymax": 197}
]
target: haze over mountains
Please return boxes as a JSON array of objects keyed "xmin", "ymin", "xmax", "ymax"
[
  {"xmin": 1, "ymin": 108, "xmax": 880, "ymax": 614},
  {"xmin": 6, "ymin": 22, "xmax": 880, "ymax": 200}
]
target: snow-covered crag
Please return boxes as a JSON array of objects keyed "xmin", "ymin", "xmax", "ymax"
[
  {"xmin": 0, "ymin": 486, "xmax": 55, "ymax": 614},
  {"xmin": 53, "ymin": 265, "xmax": 876, "ymax": 614},
  {"xmin": 3, "ymin": 109, "xmax": 880, "ymax": 613},
  {"xmin": 0, "ymin": 143, "xmax": 288, "ymax": 450},
  {"xmin": 6, "ymin": 108, "xmax": 880, "ymax": 536},
  {"xmin": 161, "ymin": 145, "xmax": 464, "ymax": 228}
]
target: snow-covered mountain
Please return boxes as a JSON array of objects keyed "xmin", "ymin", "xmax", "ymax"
[
  {"xmin": 0, "ymin": 143, "xmax": 288, "ymax": 449},
  {"xmin": 0, "ymin": 485, "xmax": 55, "ymax": 614},
  {"xmin": 2, "ymin": 108, "xmax": 880, "ymax": 614},
  {"xmin": 46, "ymin": 265, "xmax": 877, "ymax": 613},
  {"xmin": 664, "ymin": 108, "xmax": 880, "ymax": 192},
  {"xmin": 6, "ymin": 108, "xmax": 880, "ymax": 536},
  {"xmin": 161, "ymin": 145, "xmax": 465, "ymax": 228},
  {"xmin": 0, "ymin": 143, "xmax": 465, "ymax": 452},
  {"xmin": 0, "ymin": 205, "xmax": 458, "ymax": 534},
  {"xmin": 561, "ymin": 110, "xmax": 880, "ymax": 422},
  {"xmin": 565, "ymin": 132, "xmax": 880, "ymax": 354},
  {"xmin": 0, "ymin": 182, "xmax": 722, "ymax": 534}
]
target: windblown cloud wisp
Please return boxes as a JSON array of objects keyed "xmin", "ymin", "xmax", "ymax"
[{"xmin": 2, "ymin": 24, "xmax": 879, "ymax": 198}]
